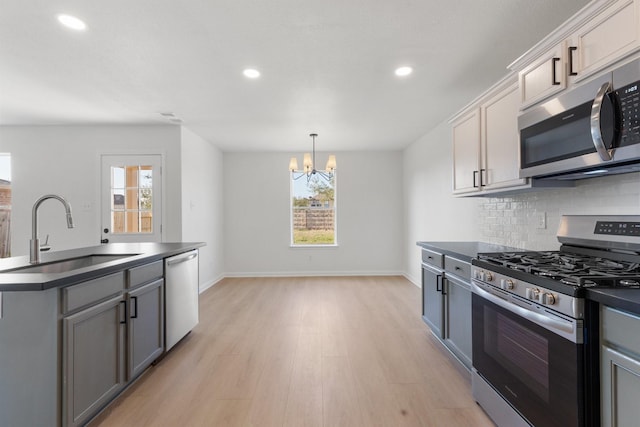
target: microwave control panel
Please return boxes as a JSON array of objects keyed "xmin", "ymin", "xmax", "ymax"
[{"xmin": 617, "ymin": 80, "xmax": 640, "ymax": 146}]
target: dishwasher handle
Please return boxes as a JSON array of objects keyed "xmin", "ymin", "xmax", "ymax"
[{"xmin": 166, "ymin": 251, "xmax": 198, "ymax": 266}]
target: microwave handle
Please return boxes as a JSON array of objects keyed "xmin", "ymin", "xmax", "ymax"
[{"xmin": 590, "ymin": 82, "xmax": 613, "ymax": 161}]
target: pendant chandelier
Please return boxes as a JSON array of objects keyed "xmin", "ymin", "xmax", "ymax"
[{"xmin": 289, "ymin": 133, "xmax": 336, "ymax": 182}]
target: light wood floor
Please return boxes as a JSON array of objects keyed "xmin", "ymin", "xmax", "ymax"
[{"xmin": 90, "ymin": 276, "xmax": 494, "ymax": 427}]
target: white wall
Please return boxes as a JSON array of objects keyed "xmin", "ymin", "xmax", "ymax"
[
  {"xmin": 180, "ymin": 127, "xmax": 225, "ymax": 291},
  {"xmin": 0, "ymin": 125, "xmax": 182, "ymax": 256},
  {"xmin": 402, "ymin": 121, "xmax": 481, "ymax": 285},
  {"xmin": 223, "ymin": 150, "xmax": 404, "ymax": 276}
]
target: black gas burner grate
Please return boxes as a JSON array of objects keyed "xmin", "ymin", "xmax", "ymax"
[{"xmin": 477, "ymin": 251, "xmax": 640, "ymax": 288}]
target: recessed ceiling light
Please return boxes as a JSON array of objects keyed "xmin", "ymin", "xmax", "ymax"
[
  {"xmin": 243, "ymin": 69, "xmax": 261, "ymax": 79},
  {"xmin": 57, "ymin": 14, "xmax": 87, "ymax": 31},
  {"xmin": 395, "ymin": 66, "xmax": 413, "ymax": 77}
]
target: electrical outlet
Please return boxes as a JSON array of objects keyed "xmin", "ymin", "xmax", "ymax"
[{"xmin": 536, "ymin": 212, "xmax": 547, "ymax": 229}]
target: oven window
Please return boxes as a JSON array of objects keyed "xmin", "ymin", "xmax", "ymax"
[{"xmin": 484, "ymin": 309, "xmax": 549, "ymax": 402}]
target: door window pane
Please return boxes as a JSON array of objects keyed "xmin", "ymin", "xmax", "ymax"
[
  {"xmin": 0, "ymin": 154, "xmax": 11, "ymax": 257},
  {"xmin": 110, "ymin": 165, "xmax": 153, "ymax": 234}
]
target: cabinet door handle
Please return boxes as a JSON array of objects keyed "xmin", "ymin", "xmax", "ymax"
[
  {"xmin": 480, "ymin": 169, "xmax": 486, "ymax": 187},
  {"xmin": 131, "ymin": 296, "xmax": 138, "ymax": 319},
  {"xmin": 436, "ymin": 274, "xmax": 443, "ymax": 292},
  {"xmin": 473, "ymin": 170, "xmax": 479, "ymax": 188},
  {"xmin": 441, "ymin": 278, "xmax": 447, "ymax": 296},
  {"xmin": 568, "ymin": 46, "xmax": 577, "ymax": 76},
  {"xmin": 119, "ymin": 300, "xmax": 127, "ymax": 324},
  {"xmin": 551, "ymin": 57, "xmax": 561, "ymax": 85}
]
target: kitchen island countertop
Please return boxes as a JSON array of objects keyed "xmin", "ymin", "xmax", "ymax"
[
  {"xmin": 0, "ymin": 242, "xmax": 205, "ymax": 292},
  {"xmin": 416, "ymin": 241, "xmax": 523, "ymax": 263}
]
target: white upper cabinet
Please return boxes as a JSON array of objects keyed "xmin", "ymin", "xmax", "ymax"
[
  {"xmin": 568, "ymin": 0, "xmax": 640, "ymax": 84},
  {"xmin": 519, "ymin": 42, "xmax": 568, "ymax": 109},
  {"xmin": 451, "ymin": 77, "xmax": 529, "ymax": 196},
  {"xmin": 449, "ymin": 0, "xmax": 640, "ymax": 197},
  {"xmin": 481, "ymin": 82, "xmax": 526, "ymax": 191},
  {"xmin": 452, "ymin": 109, "xmax": 481, "ymax": 194},
  {"xmin": 514, "ymin": 0, "xmax": 640, "ymax": 110}
]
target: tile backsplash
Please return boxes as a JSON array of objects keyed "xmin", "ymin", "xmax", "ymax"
[{"xmin": 479, "ymin": 172, "xmax": 640, "ymax": 250}]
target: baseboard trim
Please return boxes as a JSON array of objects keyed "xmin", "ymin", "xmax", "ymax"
[
  {"xmin": 198, "ymin": 275, "xmax": 224, "ymax": 294},
  {"xmin": 223, "ymin": 270, "xmax": 404, "ymax": 278},
  {"xmin": 199, "ymin": 272, "xmax": 417, "ymax": 289},
  {"xmin": 403, "ymin": 273, "xmax": 421, "ymax": 288}
]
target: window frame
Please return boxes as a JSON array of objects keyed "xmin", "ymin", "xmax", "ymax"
[
  {"xmin": 100, "ymin": 154, "xmax": 163, "ymax": 244},
  {"xmin": 289, "ymin": 171, "xmax": 338, "ymax": 247}
]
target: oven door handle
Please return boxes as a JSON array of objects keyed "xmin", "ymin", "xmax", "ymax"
[{"xmin": 471, "ymin": 281, "xmax": 581, "ymax": 343}]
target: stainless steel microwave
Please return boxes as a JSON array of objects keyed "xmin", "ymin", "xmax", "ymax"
[{"xmin": 518, "ymin": 58, "xmax": 640, "ymax": 180}]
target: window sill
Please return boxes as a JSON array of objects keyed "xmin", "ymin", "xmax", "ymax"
[{"xmin": 289, "ymin": 244, "xmax": 339, "ymax": 248}]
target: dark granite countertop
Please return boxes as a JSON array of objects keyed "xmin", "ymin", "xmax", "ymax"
[
  {"xmin": 0, "ymin": 242, "xmax": 205, "ymax": 292},
  {"xmin": 586, "ymin": 288, "xmax": 640, "ymax": 316},
  {"xmin": 416, "ymin": 241, "xmax": 523, "ymax": 263}
]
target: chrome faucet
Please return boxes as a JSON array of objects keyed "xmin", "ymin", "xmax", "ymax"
[{"xmin": 30, "ymin": 194, "xmax": 74, "ymax": 264}]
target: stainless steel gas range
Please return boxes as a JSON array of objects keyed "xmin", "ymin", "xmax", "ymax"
[{"xmin": 470, "ymin": 215, "xmax": 640, "ymax": 427}]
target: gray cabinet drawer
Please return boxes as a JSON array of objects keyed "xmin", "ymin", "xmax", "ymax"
[
  {"xmin": 128, "ymin": 260, "xmax": 163, "ymax": 289},
  {"xmin": 602, "ymin": 306, "xmax": 640, "ymax": 357},
  {"xmin": 62, "ymin": 272, "xmax": 125, "ymax": 314},
  {"xmin": 422, "ymin": 249, "xmax": 444, "ymax": 268},
  {"xmin": 445, "ymin": 256, "xmax": 471, "ymax": 279}
]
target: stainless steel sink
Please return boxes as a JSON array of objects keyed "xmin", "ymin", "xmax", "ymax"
[{"xmin": 5, "ymin": 254, "xmax": 138, "ymax": 274}]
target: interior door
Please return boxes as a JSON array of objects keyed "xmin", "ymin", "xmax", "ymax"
[{"xmin": 101, "ymin": 155, "xmax": 162, "ymax": 243}]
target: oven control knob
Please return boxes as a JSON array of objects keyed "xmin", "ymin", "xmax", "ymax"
[
  {"xmin": 485, "ymin": 272, "xmax": 494, "ymax": 282},
  {"xmin": 526, "ymin": 288, "xmax": 540, "ymax": 301},
  {"xmin": 501, "ymin": 279, "xmax": 514, "ymax": 290},
  {"xmin": 542, "ymin": 293, "xmax": 556, "ymax": 305}
]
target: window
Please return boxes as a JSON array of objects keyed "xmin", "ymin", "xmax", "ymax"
[
  {"xmin": 110, "ymin": 165, "xmax": 154, "ymax": 234},
  {"xmin": 101, "ymin": 154, "xmax": 162, "ymax": 243},
  {"xmin": 0, "ymin": 154, "xmax": 11, "ymax": 258},
  {"xmin": 290, "ymin": 173, "xmax": 336, "ymax": 245}
]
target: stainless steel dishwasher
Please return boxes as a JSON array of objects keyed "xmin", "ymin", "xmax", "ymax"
[{"xmin": 164, "ymin": 249, "xmax": 199, "ymax": 351}]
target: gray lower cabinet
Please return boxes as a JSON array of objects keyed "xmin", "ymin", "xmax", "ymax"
[
  {"xmin": 422, "ymin": 264, "xmax": 444, "ymax": 338},
  {"xmin": 128, "ymin": 278, "xmax": 164, "ymax": 379},
  {"xmin": 62, "ymin": 294, "xmax": 126, "ymax": 427},
  {"xmin": 420, "ymin": 249, "xmax": 473, "ymax": 370},
  {"xmin": 61, "ymin": 263, "xmax": 165, "ymax": 427},
  {"xmin": 444, "ymin": 274, "xmax": 472, "ymax": 369},
  {"xmin": 601, "ymin": 306, "xmax": 640, "ymax": 427}
]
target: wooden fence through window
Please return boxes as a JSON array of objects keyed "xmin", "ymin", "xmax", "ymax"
[
  {"xmin": 293, "ymin": 208, "xmax": 334, "ymax": 230},
  {"xmin": 0, "ymin": 209, "xmax": 10, "ymax": 258}
]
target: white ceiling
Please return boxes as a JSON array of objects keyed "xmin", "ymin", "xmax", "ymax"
[{"xmin": 0, "ymin": 0, "xmax": 590, "ymax": 152}]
